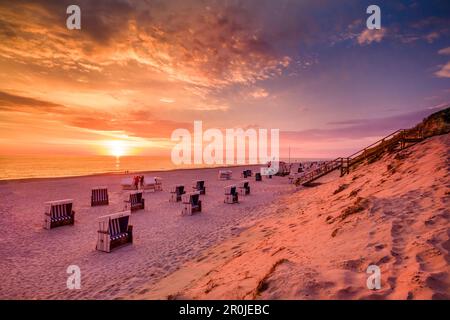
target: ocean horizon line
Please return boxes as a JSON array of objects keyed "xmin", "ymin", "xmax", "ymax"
[{"xmin": 0, "ymin": 155, "xmax": 330, "ymax": 182}]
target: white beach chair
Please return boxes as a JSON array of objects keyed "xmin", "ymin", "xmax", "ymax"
[
  {"xmin": 169, "ymin": 185, "xmax": 185, "ymax": 202},
  {"xmin": 181, "ymin": 192, "xmax": 202, "ymax": 216},
  {"xmin": 218, "ymin": 170, "xmax": 232, "ymax": 180},
  {"xmin": 96, "ymin": 211, "xmax": 133, "ymax": 253},
  {"xmin": 91, "ymin": 186, "xmax": 109, "ymax": 206},
  {"xmin": 224, "ymin": 185, "xmax": 239, "ymax": 204},
  {"xmin": 121, "ymin": 178, "xmax": 136, "ymax": 190},
  {"xmin": 142, "ymin": 176, "xmax": 163, "ymax": 191},
  {"xmin": 44, "ymin": 199, "xmax": 75, "ymax": 229},
  {"xmin": 238, "ymin": 180, "xmax": 250, "ymax": 196}
]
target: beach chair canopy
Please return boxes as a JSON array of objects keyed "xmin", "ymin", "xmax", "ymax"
[
  {"xmin": 98, "ymin": 211, "xmax": 131, "ymax": 233},
  {"xmin": 92, "ymin": 186, "xmax": 108, "ymax": 195},
  {"xmin": 239, "ymin": 180, "xmax": 249, "ymax": 188},
  {"xmin": 129, "ymin": 191, "xmax": 143, "ymax": 202},
  {"xmin": 224, "ymin": 185, "xmax": 237, "ymax": 195},
  {"xmin": 194, "ymin": 180, "xmax": 205, "ymax": 188},
  {"xmin": 190, "ymin": 192, "xmax": 200, "ymax": 205},
  {"xmin": 182, "ymin": 191, "xmax": 200, "ymax": 204},
  {"xmin": 45, "ymin": 199, "xmax": 73, "ymax": 214},
  {"xmin": 45, "ymin": 199, "xmax": 73, "ymax": 206},
  {"xmin": 170, "ymin": 184, "xmax": 184, "ymax": 194},
  {"xmin": 91, "ymin": 187, "xmax": 109, "ymax": 205},
  {"xmin": 176, "ymin": 185, "xmax": 185, "ymax": 194}
]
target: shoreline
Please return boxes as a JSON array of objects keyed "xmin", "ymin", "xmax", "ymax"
[{"xmin": 0, "ymin": 163, "xmax": 265, "ymax": 184}]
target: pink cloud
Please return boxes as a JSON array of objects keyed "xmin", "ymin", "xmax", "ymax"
[{"xmin": 357, "ymin": 29, "xmax": 386, "ymax": 45}]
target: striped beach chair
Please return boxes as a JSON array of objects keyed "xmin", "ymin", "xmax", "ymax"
[
  {"xmin": 238, "ymin": 180, "xmax": 250, "ymax": 196},
  {"xmin": 44, "ymin": 199, "xmax": 75, "ymax": 229},
  {"xmin": 125, "ymin": 191, "xmax": 145, "ymax": 212},
  {"xmin": 181, "ymin": 192, "xmax": 202, "ymax": 216},
  {"xmin": 169, "ymin": 185, "xmax": 185, "ymax": 202},
  {"xmin": 91, "ymin": 187, "xmax": 109, "ymax": 206},
  {"xmin": 96, "ymin": 211, "xmax": 133, "ymax": 253},
  {"xmin": 224, "ymin": 185, "xmax": 239, "ymax": 204},
  {"xmin": 192, "ymin": 180, "xmax": 206, "ymax": 195}
]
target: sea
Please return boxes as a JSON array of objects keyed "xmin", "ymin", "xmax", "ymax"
[{"xmin": 0, "ymin": 155, "xmax": 322, "ymax": 181}]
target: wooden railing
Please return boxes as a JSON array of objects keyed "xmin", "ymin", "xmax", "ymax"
[
  {"xmin": 295, "ymin": 157, "xmax": 343, "ymax": 186},
  {"xmin": 295, "ymin": 128, "xmax": 424, "ymax": 186}
]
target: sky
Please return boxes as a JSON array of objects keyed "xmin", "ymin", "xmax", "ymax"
[{"xmin": 0, "ymin": 0, "xmax": 449, "ymax": 159}]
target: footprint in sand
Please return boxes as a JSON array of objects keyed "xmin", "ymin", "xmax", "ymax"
[
  {"xmin": 415, "ymin": 247, "xmax": 443, "ymax": 271},
  {"xmin": 335, "ymin": 286, "xmax": 359, "ymax": 299},
  {"xmin": 425, "ymin": 272, "xmax": 450, "ymax": 299},
  {"xmin": 375, "ymin": 255, "xmax": 391, "ymax": 265}
]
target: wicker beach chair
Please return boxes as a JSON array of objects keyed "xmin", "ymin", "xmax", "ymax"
[
  {"xmin": 238, "ymin": 180, "xmax": 250, "ymax": 196},
  {"xmin": 169, "ymin": 185, "xmax": 185, "ymax": 202},
  {"xmin": 181, "ymin": 192, "xmax": 202, "ymax": 216},
  {"xmin": 224, "ymin": 185, "xmax": 239, "ymax": 204},
  {"xmin": 44, "ymin": 199, "xmax": 75, "ymax": 229},
  {"xmin": 192, "ymin": 180, "xmax": 206, "ymax": 195},
  {"xmin": 91, "ymin": 187, "xmax": 109, "ymax": 206},
  {"xmin": 125, "ymin": 191, "xmax": 145, "ymax": 212},
  {"xmin": 96, "ymin": 211, "xmax": 133, "ymax": 252}
]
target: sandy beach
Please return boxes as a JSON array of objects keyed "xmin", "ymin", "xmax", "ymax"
[
  {"xmin": 1, "ymin": 133, "xmax": 449, "ymax": 300},
  {"xmin": 0, "ymin": 165, "xmax": 295, "ymax": 299}
]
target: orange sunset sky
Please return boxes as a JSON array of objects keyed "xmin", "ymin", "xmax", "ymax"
[{"xmin": 0, "ymin": 0, "xmax": 449, "ymax": 158}]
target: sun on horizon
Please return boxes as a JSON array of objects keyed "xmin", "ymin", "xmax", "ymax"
[{"xmin": 107, "ymin": 140, "xmax": 127, "ymax": 158}]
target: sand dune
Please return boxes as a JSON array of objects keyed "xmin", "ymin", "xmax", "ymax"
[{"xmin": 131, "ymin": 134, "xmax": 450, "ymax": 300}]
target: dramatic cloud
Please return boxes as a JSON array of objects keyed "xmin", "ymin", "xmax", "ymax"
[
  {"xmin": 0, "ymin": 0, "xmax": 292, "ymax": 91},
  {"xmin": 0, "ymin": 0, "xmax": 449, "ymax": 157},
  {"xmin": 0, "ymin": 91, "xmax": 191, "ymax": 140},
  {"xmin": 0, "ymin": 91, "xmax": 66, "ymax": 113}
]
